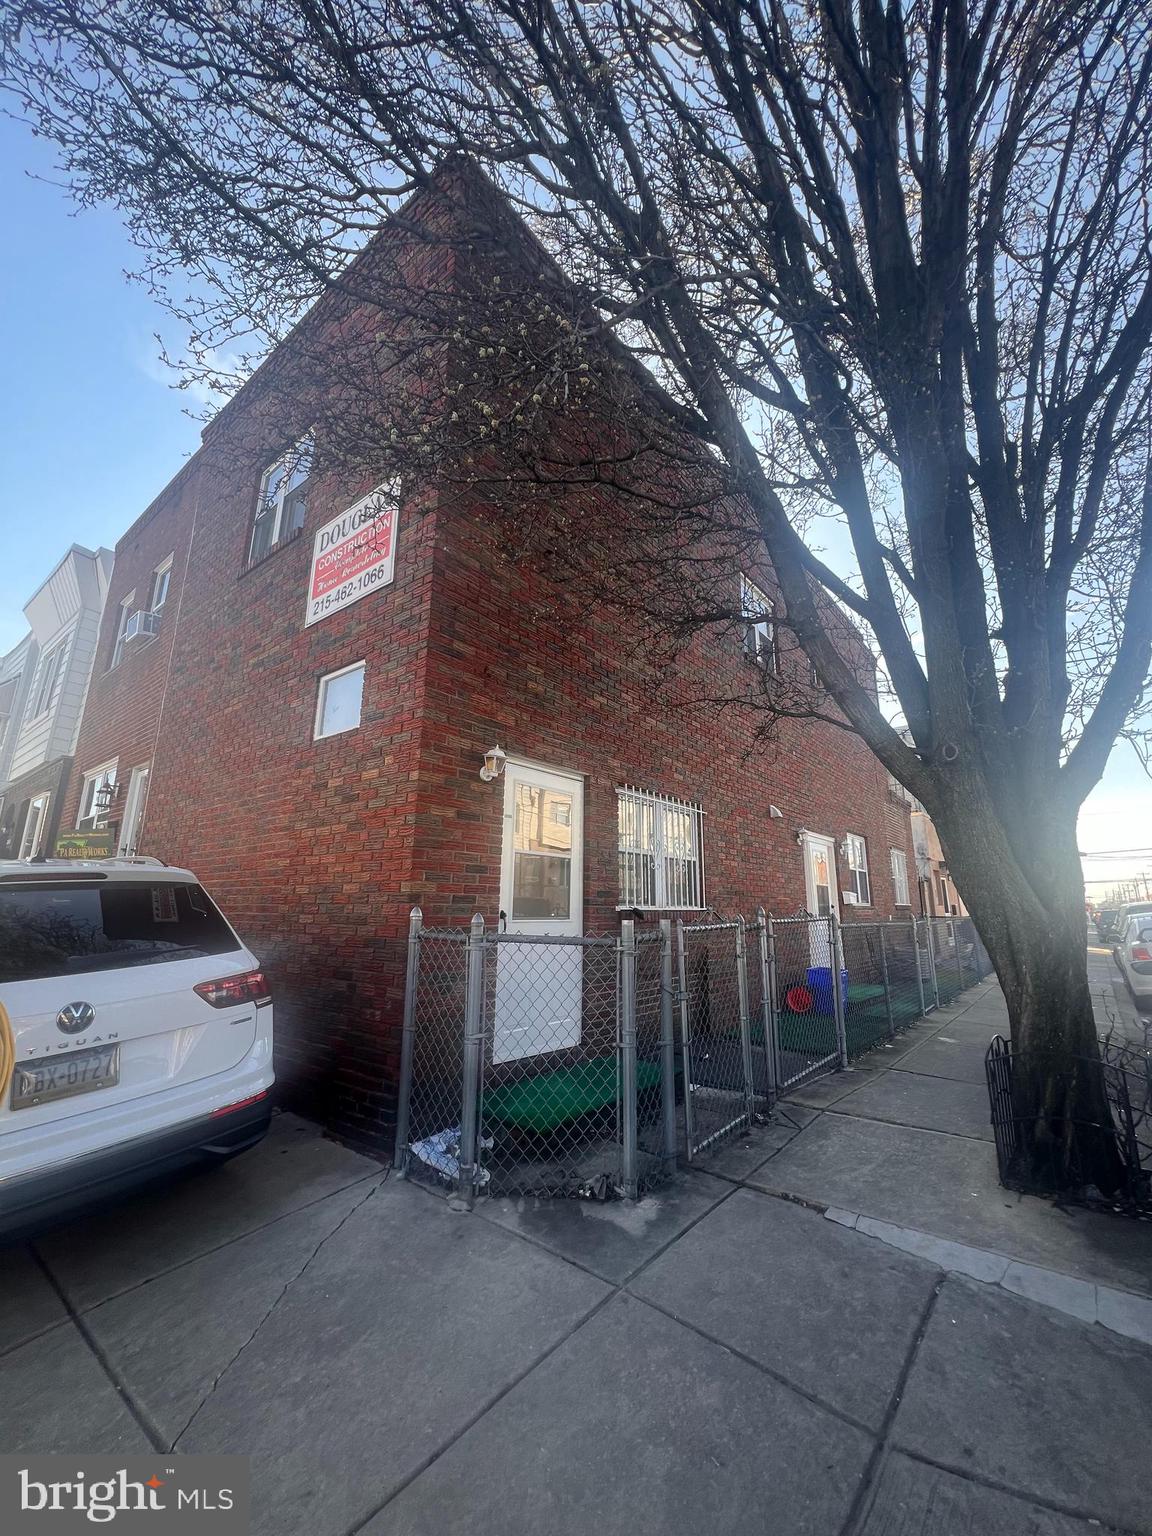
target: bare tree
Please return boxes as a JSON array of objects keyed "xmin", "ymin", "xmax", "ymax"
[{"xmin": 4, "ymin": 0, "xmax": 1151, "ymax": 1191}]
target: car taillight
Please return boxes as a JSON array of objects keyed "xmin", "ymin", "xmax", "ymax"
[
  {"xmin": 211, "ymin": 1090, "xmax": 269, "ymax": 1117},
  {"xmin": 194, "ymin": 969, "xmax": 272, "ymax": 1009},
  {"xmin": 1131, "ymin": 945, "xmax": 1152, "ymax": 963}
]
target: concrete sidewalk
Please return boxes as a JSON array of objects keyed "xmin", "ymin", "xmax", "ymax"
[{"xmin": 3, "ymin": 958, "xmax": 1151, "ymax": 1536}]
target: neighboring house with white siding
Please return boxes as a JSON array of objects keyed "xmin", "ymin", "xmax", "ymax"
[{"xmin": 0, "ymin": 545, "xmax": 113, "ymax": 859}]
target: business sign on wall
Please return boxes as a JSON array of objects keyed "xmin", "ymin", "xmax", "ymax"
[{"xmin": 305, "ymin": 480, "xmax": 399, "ymax": 627}]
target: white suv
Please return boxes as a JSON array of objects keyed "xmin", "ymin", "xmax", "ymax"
[{"xmin": 0, "ymin": 858, "xmax": 274, "ymax": 1239}]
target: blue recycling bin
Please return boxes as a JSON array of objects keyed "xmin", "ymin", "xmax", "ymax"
[{"xmin": 807, "ymin": 965, "xmax": 848, "ymax": 1015}]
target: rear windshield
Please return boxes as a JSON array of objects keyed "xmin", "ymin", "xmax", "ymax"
[{"xmin": 0, "ymin": 881, "xmax": 242, "ymax": 983}]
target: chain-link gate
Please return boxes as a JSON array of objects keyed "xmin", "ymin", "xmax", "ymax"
[
  {"xmin": 395, "ymin": 906, "xmax": 995, "ymax": 1199},
  {"xmin": 768, "ymin": 915, "xmax": 846, "ymax": 1089},
  {"xmin": 677, "ymin": 918, "xmax": 771, "ymax": 1160}
]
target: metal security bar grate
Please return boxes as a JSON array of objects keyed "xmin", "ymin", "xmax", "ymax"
[{"xmin": 617, "ymin": 786, "xmax": 705, "ymax": 911}]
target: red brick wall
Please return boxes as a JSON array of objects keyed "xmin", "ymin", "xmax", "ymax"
[
  {"xmin": 61, "ymin": 462, "xmax": 200, "ymax": 842},
  {"xmin": 141, "ymin": 419, "xmax": 440, "ymax": 1148},
  {"xmin": 69, "ymin": 182, "xmax": 915, "ymax": 1155},
  {"xmin": 412, "ymin": 490, "xmax": 915, "ymax": 937}
]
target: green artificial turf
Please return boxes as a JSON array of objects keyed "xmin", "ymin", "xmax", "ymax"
[{"xmin": 483, "ymin": 1057, "xmax": 663, "ymax": 1131}]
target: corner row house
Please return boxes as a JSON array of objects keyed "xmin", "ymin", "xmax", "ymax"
[{"xmin": 59, "ymin": 167, "xmax": 917, "ymax": 1152}]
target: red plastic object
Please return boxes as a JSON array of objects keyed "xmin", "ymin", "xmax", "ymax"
[{"xmin": 785, "ymin": 984, "xmax": 814, "ymax": 1013}]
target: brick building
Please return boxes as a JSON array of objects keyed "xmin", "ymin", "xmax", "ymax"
[
  {"xmin": 64, "ymin": 171, "xmax": 915, "ymax": 1152},
  {"xmin": 0, "ymin": 545, "xmax": 113, "ymax": 860}
]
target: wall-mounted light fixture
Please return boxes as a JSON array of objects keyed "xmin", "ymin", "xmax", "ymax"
[
  {"xmin": 795, "ymin": 827, "xmax": 809, "ymax": 846},
  {"xmin": 479, "ymin": 744, "xmax": 507, "ymax": 782},
  {"xmin": 93, "ymin": 781, "xmax": 120, "ymax": 812}
]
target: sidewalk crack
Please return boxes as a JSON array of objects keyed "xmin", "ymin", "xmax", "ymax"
[{"xmin": 169, "ymin": 1174, "xmax": 385, "ymax": 1452}]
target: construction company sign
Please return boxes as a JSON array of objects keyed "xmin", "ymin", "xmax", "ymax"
[{"xmin": 305, "ymin": 480, "xmax": 399, "ymax": 627}]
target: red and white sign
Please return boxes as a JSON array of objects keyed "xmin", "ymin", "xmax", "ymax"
[{"xmin": 305, "ymin": 481, "xmax": 399, "ymax": 627}]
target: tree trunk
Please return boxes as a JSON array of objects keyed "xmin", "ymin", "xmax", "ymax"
[{"xmin": 933, "ymin": 794, "xmax": 1126, "ymax": 1197}]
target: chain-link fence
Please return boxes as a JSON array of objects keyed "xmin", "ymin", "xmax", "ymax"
[{"xmin": 395, "ymin": 906, "xmax": 994, "ymax": 1199}]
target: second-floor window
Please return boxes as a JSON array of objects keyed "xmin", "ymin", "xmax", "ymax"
[
  {"xmin": 28, "ymin": 638, "xmax": 69, "ymax": 719},
  {"xmin": 0, "ymin": 676, "xmax": 16, "ymax": 754},
  {"xmin": 741, "ymin": 575, "xmax": 776, "ymax": 671},
  {"xmin": 844, "ymin": 833, "xmax": 871, "ymax": 906},
  {"xmin": 111, "ymin": 595, "xmax": 135, "ymax": 669},
  {"xmin": 149, "ymin": 556, "xmax": 173, "ymax": 613},
  {"xmin": 249, "ymin": 436, "xmax": 313, "ymax": 565}
]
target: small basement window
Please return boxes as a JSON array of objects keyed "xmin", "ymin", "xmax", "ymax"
[
  {"xmin": 617, "ymin": 786, "xmax": 705, "ymax": 910},
  {"xmin": 844, "ymin": 833, "xmax": 871, "ymax": 906},
  {"xmin": 314, "ymin": 662, "xmax": 365, "ymax": 739}
]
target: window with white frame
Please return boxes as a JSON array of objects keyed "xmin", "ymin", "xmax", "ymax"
[
  {"xmin": 741, "ymin": 575, "xmax": 776, "ymax": 670},
  {"xmin": 844, "ymin": 833, "xmax": 871, "ymax": 905},
  {"xmin": 28, "ymin": 637, "xmax": 69, "ymax": 718},
  {"xmin": 617, "ymin": 786, "xmax": 705, "ymax": 910},
  {"xmin": 110, "ymin": 595, "xmax": 135, "ymax": 669},
  {"xmin": 890, "ymin": 847, "xmax": 911, "ymax": 906},
  {"xmin": 314, "ymin": 662, "xmax": 364, "ymax": 739},
  {"xmin": 77, "ymin": 761, "xmax": 118, "ymax": 830},
  {"xmin": 149, "ymin": 556, "xmax": 173, "ymax": 614},
  {"xmin": 249, "ymin": 436, "xmax": 313, "ymax": 565}
]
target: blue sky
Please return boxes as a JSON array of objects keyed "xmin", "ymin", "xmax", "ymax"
[{"xmin": 0, "ymin": 111, "xmax": 1147, "ymax": 886}]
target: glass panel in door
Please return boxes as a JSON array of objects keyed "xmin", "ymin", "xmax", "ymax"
[{"xmin": 494, "ymin": 766, "xmax": 583, "ymax": 1064}]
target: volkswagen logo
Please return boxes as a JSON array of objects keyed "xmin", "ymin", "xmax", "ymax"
[{"xmin": 56, "ymin": 1001, "xmax": 96, "ymax": 1035}]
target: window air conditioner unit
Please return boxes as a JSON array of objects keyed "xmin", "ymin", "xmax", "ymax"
[
  {"xmin": 123, "ymin": 610, "xmax": 160, "ymax": 642},
  {"xmin": 842, "ymin": 890, "xmax": 859, "ymax": 905}
]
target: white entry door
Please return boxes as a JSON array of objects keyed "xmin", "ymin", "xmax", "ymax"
[
  {"xmin": 19, "ymin": 793, "xmax": 50, "ymax": 859},
  {"xmin": 493, "ymin": 762, "xmax": 584, "ymax": 1064},
  {"xmin": 118, "ymin": 764, "xmax": 151, "ymax": 855},
  {"xmin": 802, "ymin": 832, "xmax": 839, "ymax": 965}
]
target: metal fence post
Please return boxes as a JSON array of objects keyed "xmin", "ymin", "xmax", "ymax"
[
  {"xmin": 831, "ymin": 913, "xmax": 849, "ymax": 1068},
  {"xmin": 953, "ymin": 923, "xmax": 965, "ymax": 995},
  {"xmin": 735, "ymin": 916, "xmax": 757, "ymax": 1124},
  {"xmin": 878, "ymin": 923, "xmax": 895, "ymax": 1041},
  {"xmin": 676, "ymin": 919, "xmax": 697, "ymax": 1161},
  {"xmin": 756, "ymin": 907, "xmax": 779, "ymax": 1105},
  {"xmin": 658, "ymin": 918, "xmax": 678, "ymax": 1170},
  {"xmin": 392, "ymin": 905, "xmax": 423, "ymax": 1172},
  {"xmin": 619, "ymin": 917, "xmax": 639, "ymax": 1198},
  {"xmin": 912, "ymin": 919, "xmax": 927, "ymax": 1016},
  {"xmin": 925, "ymin": 918, "xmax": 941, "ymax": 1009},
  {"xmin": 452, "ymin": 911, "xmax": 485, "ymax": 1211}
]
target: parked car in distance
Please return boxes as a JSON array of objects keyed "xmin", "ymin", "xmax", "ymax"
[
  {"xmin": 1109, "ymin": 900, "xmax": 1152, "ymax": 954},
  {"xmin": 1094, "ymin": 908, "xmax": 1120, "ymax": 942},
  {"xmin": 1116, "ymin": 914, "xmax": 1152, "ymax": 1012},
  {"xmin": 0, "ymin": 859, "xmax": 274, "ymax": 1240}
]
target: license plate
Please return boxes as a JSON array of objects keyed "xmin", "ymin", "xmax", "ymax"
[{"xmin": 10, "ymin": 1044, "xmax": 121, "ymax": 1110}]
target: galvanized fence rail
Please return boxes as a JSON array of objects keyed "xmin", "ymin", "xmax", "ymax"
[{"xmin": 395, "ymin": 906, "xmax": 993, "ymax": 1200}]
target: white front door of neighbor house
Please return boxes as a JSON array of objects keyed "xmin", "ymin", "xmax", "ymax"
[
  {"xmin": 118, "ymin": 764, "xmax": 150, "ymax": 855},
  {"xmin": 493, "ymin": 762, "xmax": 584, "ymax": 1064},
  {"xmin": 19, "ymin": 793, "xmax": 50, "ymax": 859},
  {"xmin": 802, "ymin": 832, "xmax": 839, "ymax": 966}
]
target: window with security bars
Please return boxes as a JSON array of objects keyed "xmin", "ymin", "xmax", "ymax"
[
  {"xmin": 845, "ymin": 833, "xmax": 871, "ymax": 905},
  {"xmin": 617, "ymin": 787, "xmax": 705, "ymax": 910}
]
